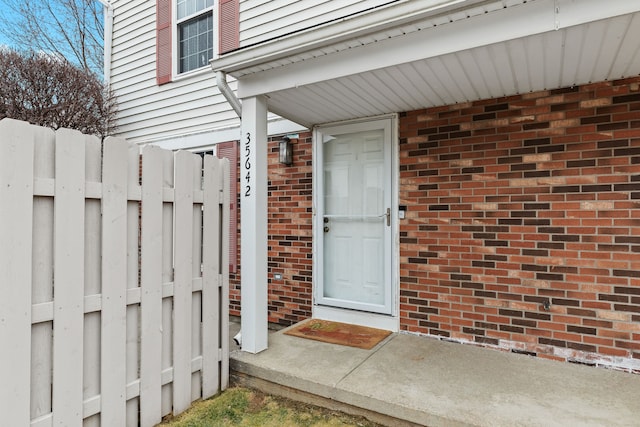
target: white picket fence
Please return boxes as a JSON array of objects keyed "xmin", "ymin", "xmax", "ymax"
[{"xmin": 0, "ymin": 118, "xmax": 230, "ymax": 427}]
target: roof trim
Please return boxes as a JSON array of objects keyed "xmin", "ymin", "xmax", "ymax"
[
  {"xmin": 210, "ymin": 0, "xmax": 490, "ymax": 73},
  {"xmin": 235, "ymin": 0, "xmax": 640, "ymax": 99}
]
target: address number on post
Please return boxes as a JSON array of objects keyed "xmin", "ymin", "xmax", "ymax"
[{"xmin": 244, "ymin": 132, "xmax": 251, "ymax": 197}]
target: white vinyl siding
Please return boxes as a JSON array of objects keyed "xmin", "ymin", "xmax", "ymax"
[
  {"xmin": 111, "ymin": 0, "xmax": 238, "ymax": 144},
  {"xmin": 238, "ymin": 0, "xmax": 394, "ymax": 47}
]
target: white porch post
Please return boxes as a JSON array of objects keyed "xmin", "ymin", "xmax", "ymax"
[{"xmin": 240, "ymin": 95, "xmax": 269, "ymax": 353}]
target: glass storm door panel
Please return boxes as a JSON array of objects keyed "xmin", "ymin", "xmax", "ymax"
[{"xmin": 317, "ymin": 122, "xmax": 392, "ymax": 314}]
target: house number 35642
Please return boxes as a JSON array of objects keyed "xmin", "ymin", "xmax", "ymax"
[{"xmin": 244, "ymin": 132, "xmax": 251, "ymax": 197}]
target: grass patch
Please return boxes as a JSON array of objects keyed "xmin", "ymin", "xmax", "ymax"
[{"xmin": 160, "ymin": 387, "xmax": 384, "ymax": 427}]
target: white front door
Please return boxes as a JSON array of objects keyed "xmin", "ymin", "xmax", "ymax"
[{"xmin": 314, "ymin": 118, "xmax": 395, "ymax": 317}]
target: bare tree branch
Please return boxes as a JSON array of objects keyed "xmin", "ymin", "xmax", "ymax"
[
  {"xmin": 0, "ymin": 0, "xmax": 104, "ymax": 74},
  {"xmin": 0, "ymin": 49, "xmax": 117, "ymax": 138}
]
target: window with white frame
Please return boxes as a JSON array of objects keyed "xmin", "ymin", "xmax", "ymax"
[{"xmin": 177, "ymin": 0, "xmax": 214, "ymax": 74}]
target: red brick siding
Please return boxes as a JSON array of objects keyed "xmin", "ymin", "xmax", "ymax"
[
  {"xmin": 267, "ymin": 133, "xmax": 314, "ymax": 326},
  {"xmin": 228, "ymin": 153, "xmax": 241, "ymax": 316},
  {"xmin": 399, "ymin": 77, "xmax": 640, "ymax": 370},
  {"xmin": 228, "ymin": 132, "xmax": 314, "ymax": 327}
]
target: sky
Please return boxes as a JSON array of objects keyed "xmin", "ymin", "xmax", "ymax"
[
  {"xmin": 0, "ymin": 6, "xmax": 17, "ymax": 48},
  {"xmin": 0, "ymin": 33, "xmax": 11, "ymax": 47}
]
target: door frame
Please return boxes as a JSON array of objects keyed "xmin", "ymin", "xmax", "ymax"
[{"xmin": 312, "ymin": 115, "xmax": 399, "ymax": 332}]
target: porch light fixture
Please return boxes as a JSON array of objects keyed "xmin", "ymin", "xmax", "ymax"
[{"xmin": 279, "ymin": 137, "xmax": 293, "ymax": 166}]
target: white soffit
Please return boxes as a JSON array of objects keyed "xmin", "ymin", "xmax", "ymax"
[
  {"xmin": 216, "ymin": 0, "xmax": 640, "ymax": 127},
  {"xmin": 267, "ymin": 13, "xmax": 640, "ymax": 127}
]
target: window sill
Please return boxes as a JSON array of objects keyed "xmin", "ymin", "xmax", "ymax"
[{"xmin": 172, "ymin": 66, "xmax": 212, "ymax": 83}]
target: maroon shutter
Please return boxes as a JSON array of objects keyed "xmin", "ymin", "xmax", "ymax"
[
  {"xmin": 219, "ymin": 0, "xmax": 239, "ymax": 54},
  {"xmin": 156, "ymin": 0, "xmax": 172, "ymax": 85},
  {"xmin": 216, "ymin": 141, "xmax": 238, "ymax": 273}
]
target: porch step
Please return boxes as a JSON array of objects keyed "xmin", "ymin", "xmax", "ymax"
[
  {"xmin": 229, "ymin": 322, "xmax": 640, "ymax": 427},
  {"xmin": 230, "ymin": 370, "xmax": 422, "ymax": 427}
]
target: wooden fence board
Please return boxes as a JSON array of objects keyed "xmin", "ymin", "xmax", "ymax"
[
  {"xmin": 191, "ymin": 154, "xmax": 203, "ymax": 401},
  {"xmin": 140, "ymin": 145, "xmax": 164, "ymax": 427},
  {"xmin": 52, "ymin": 128, "xmax": 86, "ymax": 426},
  {"xmin": 0, "ymin": 119, "xmax": 35, "ymax": 426},
  {"xmin": 202, "ymin": 155, "xmax": 222, "ymax": 397},
  {"xmin": 220, "ymin": 158, "xmax": 231, "ymax": 389},
  {"xmin": 173, "ymin": 150, "xmax": 195, "ymax": 415},
  {"xmin": 126, "ymin": 143, "xmax": 141, "ymax": 427},
  {"xmin": 31, "ymin": 125, "xmax": 55, "ymax": 421},
  {"xmin": 82, "ymin": 135, "xmax": 102, "ymax": 427},
  {"xmin": 101, "ymin": 138, "xmax": 129, "ymax": 426},
  {"xmin": 82, "ymin": 136, "xmax": 102, "ymax": 427},
  {"xmin": 84, "ymin": 136, "xmax": 103, "ymax": 427},
  {"xmin": 161, "ymin": 149, "xmax": 174, "ymax": 417}
]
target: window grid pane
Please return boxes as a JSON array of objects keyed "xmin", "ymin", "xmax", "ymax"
[
  {"xmin": 179, "ymin": 13, "xmax": 213, "ymax": 73},
  {"xmin": 177, "ymin": 0, "xmax": 214, "ymax": 20}
]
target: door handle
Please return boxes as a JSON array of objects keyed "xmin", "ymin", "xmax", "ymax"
[
  {"xmin": 324, "ymin": 226, "xmax": 330, "ymax": 233},
  {"xmin": 378, "ymin": 208, "xmax": 391, "ymax": 226}
]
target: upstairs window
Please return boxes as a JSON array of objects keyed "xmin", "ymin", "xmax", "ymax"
[
  {"xmin": 157, "ymin": 0, "xmax": 238, "ymax": 84},
  {"xmin": 177, "ymin": 0, "xmax": 214, "ymax": 74}
]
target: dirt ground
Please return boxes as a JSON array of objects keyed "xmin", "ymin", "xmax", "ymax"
[{"xmin": 159, "ymin": 386, "xmax": 386, "ymax": 427}]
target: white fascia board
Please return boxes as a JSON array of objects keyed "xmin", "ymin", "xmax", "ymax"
[
  {"xmin": 211, "ymin": 0, "xmax": 489, "ymax": 73},
  {"xmin": 237, "ymin": 0, "xmax": 640, "ymax": 99},
  {"xmin": 143, "ymin": 127, "xmax": 241, "ymax": 151},
  {"xmin": 558, "ymin": 0, "xmax": 640, "ymax": 29},
  {"xmin": 136, "ymin": 119, "xmax": 306, "ymax": 151}
]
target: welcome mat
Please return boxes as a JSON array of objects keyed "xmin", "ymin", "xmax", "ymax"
[{"xmin": 283, "ymin": 319, "xmax": 392, "ymax": 350}]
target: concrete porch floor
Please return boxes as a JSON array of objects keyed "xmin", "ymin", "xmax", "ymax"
[{"xmin": 228, "ymin": 320, "xmax": 640, "ymax": 427}]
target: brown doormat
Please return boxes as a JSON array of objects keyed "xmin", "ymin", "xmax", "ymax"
[{"xmin": 283, "ymin": 319, "xmax": 392, "ymax": 350}]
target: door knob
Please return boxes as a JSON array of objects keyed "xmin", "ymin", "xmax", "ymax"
[{"xmin": 324, "ymin": 226, "xmax": 330, "ymax": 233}]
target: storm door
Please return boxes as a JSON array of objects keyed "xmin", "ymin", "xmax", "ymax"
[{"xmin": 315, "ymin": 119, "xmax": 393, "ymax": 315}]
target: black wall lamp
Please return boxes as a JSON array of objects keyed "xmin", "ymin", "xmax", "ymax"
[{"xmin": 279, "ymin": 136, "xmax": 293, "ymax": 166}]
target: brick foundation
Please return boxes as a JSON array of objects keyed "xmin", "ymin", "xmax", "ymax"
[{"xmin": 230, "ymin": 77, "xmax": 640, "ymax": 371}]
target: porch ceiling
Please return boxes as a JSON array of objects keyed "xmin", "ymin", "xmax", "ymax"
[{"xmin": 215, "ymin": 1, "xmax": 640, "ymax": 128}]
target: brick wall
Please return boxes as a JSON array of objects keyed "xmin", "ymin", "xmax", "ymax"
[
  {"xmin": 267, "ymin": 133, "xmax": 313, "ymax": 326},
  {"xmin": 228, "ymin": 132, "xmax": 314, "ymax": 327},
  {"xmin": 399, "ymin": 77, "xmax": 640, "ymax": 371}
]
